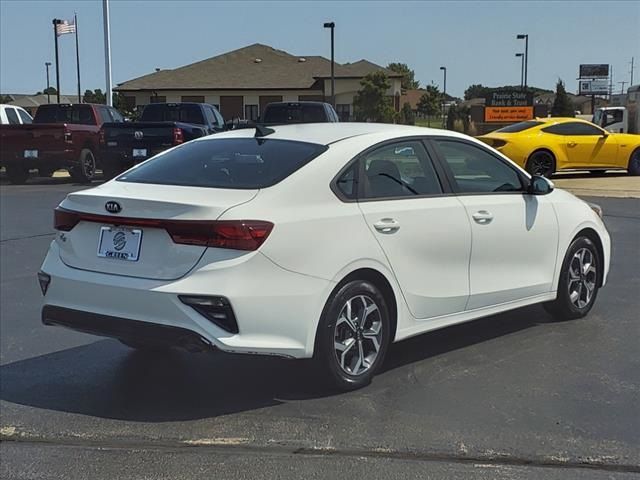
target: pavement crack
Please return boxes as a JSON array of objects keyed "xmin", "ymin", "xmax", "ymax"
[{"xmin": 1, "ymin": 433, "xmax": 639, "ymax": 474}]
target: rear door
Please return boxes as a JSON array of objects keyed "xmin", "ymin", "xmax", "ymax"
[
  {"xmin": 431, "ymin": 138, "xmax": 558, "ymax": 309},
  {"xmin": 355, "ymin": 139, "xmax": 471, "ymax": 319}
]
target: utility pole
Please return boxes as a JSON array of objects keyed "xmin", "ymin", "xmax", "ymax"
[
  {"xmin": 618, "ymin": 81, "xmax": 627, "ymax": 94},
  {"xmin": 45, "ymin": 62, "xmax": 52, "ymax": 104},
  {"xmin": 323, "ymin": 22, "xmax": 335, "ymax": 107},
  {"xmin": 516, "ymin": 53, "xmax": 524, "ymax": 89},
  {"xmin": 440, "ymin": 66, "xmax": 447, "ymax": 127},
  {"xmin": 517, "ymin": 34, "xmax": 529, "ymax": 89},
  {"xmin": 52, "ymin": 19, "xmax": 61, "ymax": 103},
  {"xmin": 631, "ymin": 57, "xmax": 635, "ymax": 86},
  {"xmin": 103, "ymin": 0, "xmax": 113, "ymax": 106}
]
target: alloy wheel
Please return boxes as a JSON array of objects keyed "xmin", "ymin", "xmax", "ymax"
[
  {"xmin": 83, "ymin": 151, "xmax": 96, "ymax": 179},
  {"xmin": 333, "ymin": 295, "xmax": 383, "ymax": 376},
  {"xmin": 568, "ymin": 247, "xmax": 597, "ymax": 308},
  {"xmin": 529, "ymin": 153, "xmax": 553, "ymax": 176}
]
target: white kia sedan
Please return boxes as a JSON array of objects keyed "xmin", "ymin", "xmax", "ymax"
[{"xmin": 39, "ymin": 123, "xmax": 610, "ymax": 390}]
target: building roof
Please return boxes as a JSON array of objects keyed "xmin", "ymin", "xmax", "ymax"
[
  {"xmin": 116, "ymin": 43, "xmax": 400, "ymax": 91},
  {"xmin": 6, "ymin": 94, "xmax": 82, "ymax": 108}
]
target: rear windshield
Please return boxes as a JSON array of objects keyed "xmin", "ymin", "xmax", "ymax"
[
  {"xmin": 141, "ymin": 104, "xmax": 205, "ymax": 124},
  {"xmin": 117, "ymin": 138, "xmax": 328, "ymax": 189},
  {"xmin": 263, "ymin": 104, "xmax": 326, "ymax": 124},
  {"xmin": 495, "ymin": 121, "xmax": 543, "ymax": 133},
  {"xmin": 34, "ymin": 104, "xmax": 95, "ymax": 125}
]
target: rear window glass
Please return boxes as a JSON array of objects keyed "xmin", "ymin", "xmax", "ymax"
[
  {"xmin": 263, "ymin": 104, "xmax": 326, "ymax": 124},
  {"xmin": 141, "ymin": 104, "xmax": 205, "ymax": 124},
  {"xmin": 34, "ymin": 104, "xmax": 95, "ymax": 125},
  {"xmin": 117, "ymin": 138, "xmax": 328, "ymax": 189},
  {"xmin": 495, "ymin": 121, "xmax": 543, "ymax": 133}
]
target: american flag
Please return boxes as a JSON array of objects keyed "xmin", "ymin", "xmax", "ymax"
[{"xmin": 55, "ymin": 19, "xmax": 76, "ymax": 36}]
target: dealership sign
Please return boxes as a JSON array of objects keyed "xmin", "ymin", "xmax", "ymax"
[
  {"xmin": 484, "ymin": 91, "xmax": 534, "ymax": 122},
  {"xmin": 579, "ymin": 64, "xmax": 609, "ymax": 79},
  {"xmin": 579, "ymin": 79, "xmax": 609, "ymax": 95}
]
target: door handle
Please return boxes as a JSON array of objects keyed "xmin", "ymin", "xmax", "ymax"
[
  {"xmin": 472, "ymin": 210, "xmax": 493, "ymax": 224},
  {"xmin": 373, "ymin": 218, "xmax": 400, "ymax": 234},
  {"xmin": 568, "ymin": 141, "xmax": 577, "ymax": 147}
]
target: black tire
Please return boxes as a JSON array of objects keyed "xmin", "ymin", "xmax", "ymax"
[
  {"xmin": 313, "ymin": 280, "xmax": 392, "ymax": 391},
  {"xmin": 628, "ymin": 148, "xmax": 640, "ymax": 176},
  {"xmin": 70, "ymin": 148, "xmax": 96, "ymax": 183},
  {"xmin": 118, "ymin": 338, "xmax": 171, "ymax": 352},
  {"xmin": 6, "ymin": 165, "xmax": 29, "ymax": 184},
  {"xmin": 543, "ymin": 236, "xmax": 600, "ymax": 320},
  {"xmin": 38, "ymin": 167, "xmax": 55, "ymax": 178},
  {"xmin": 526, "ymin": 150, "xmax": 556, "ymax": 178}
]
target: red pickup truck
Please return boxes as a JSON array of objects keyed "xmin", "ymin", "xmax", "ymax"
[{"xmin": 0, "ymin": 103, "xmax": 124, "ymax": 184}]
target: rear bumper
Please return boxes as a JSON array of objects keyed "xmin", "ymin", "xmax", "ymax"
[
  {"xmin": 102, "ymin": 147, "xmax": 169, "ymax": 165},
  {"xmin": 2, "ymin": 148, "xmax": 80, "ymax": 169},
  {"xmin": 40, "ymin": 241, "xmax": 333, "ymax": 359},
  {"xmin": 42, "ymin": 305, "xmax": 213, "ymax": 352}
]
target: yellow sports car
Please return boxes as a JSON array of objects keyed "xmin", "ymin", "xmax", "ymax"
[{"xmin": 478, "ymin": 117, "xmax": 640, "ymax": 177}]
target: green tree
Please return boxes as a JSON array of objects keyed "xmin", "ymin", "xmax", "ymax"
[
  {"xmin": 550, "ymin": 79, "xmax": 575, "ymax": 117},
  {"xmin": 83, "ymin": 88, "xmax": 106, "ymax": 104},
  {"xmin": 464, "ymin": 84, "xmax": 490, "ymax": 100},
  {"xmin": 353, "ymin": 71, "xmax": 394, "ymax": 123},
  {"xmin": 400, "ymin": 102, "xmax": 415, "ymax": 125},
  {"xmin": 386, "ymin": 62, "xmax": 419, "ymax": 92},
  {"xmin": 417, "ymin": 84, "xmax": 441, "ymax": 122}
]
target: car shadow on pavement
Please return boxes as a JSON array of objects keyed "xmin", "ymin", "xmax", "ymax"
[{"xmin": 0, "ymin": 305, "xmax": 553, "ymax": 422}]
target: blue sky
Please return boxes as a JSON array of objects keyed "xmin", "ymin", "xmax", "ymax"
[{"xmin": 1, "ymin": 0, "xmax": 638, "ymax": 98}]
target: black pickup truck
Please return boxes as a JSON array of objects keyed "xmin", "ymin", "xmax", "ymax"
[{"xmin": 100, "ymin": 102, "xmax": 225, "ymax": 177}]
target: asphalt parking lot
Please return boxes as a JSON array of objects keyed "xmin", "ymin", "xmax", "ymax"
[{"xmin": 1, "ymin": 176, "xmax": 639, "ymax": 479}]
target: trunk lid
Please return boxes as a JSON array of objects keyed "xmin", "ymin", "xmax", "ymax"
[
  {"xmin": 57, "ymin": 181, "xmax": 258, "ymax": 280},
  {"xmin": 0, "ymin": 124, "xmax": 67, "ymax": 152},
  {"xmin": 103, "ymin": 122, "xmax": 180, "ymax": 150}
]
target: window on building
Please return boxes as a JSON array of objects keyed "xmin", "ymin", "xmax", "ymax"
[
  {"xmin": 245, "ymin": 104, "xmax": 259, "ymax": 121},
  {"xmin": 181, "ymin": 95, "xmax": 205, "ymax": 103},
  {"xmin": 336, "ymin": 104, "xmax": 350, "ymax": 122}
]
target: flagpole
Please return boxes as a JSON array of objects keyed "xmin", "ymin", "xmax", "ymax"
[
  {"xmin": 75, "ymin": 13, "xmax": 81, "ymax": 103},
  {"xmin": 52, "ymin": 19, "xmax": 61, "ymax": 103},
  {"xmin": 103, "ymin": 0, "xmax": 113, "ymax": 107}
]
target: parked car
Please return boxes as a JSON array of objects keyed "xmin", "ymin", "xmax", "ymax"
[
  {"xmin": 0, "ymin": 104, "xmax": 33, "ymax": 125},
  {"xmin": 261, "ymin": 101, "xmax": 339, "ymax": 125},
  {"xmin": 100, "ymin": 102, "xmax": 225, "ymax": 178},
  {"xmin": 477, "ymin": 117, "xmax": 640, "ymax": 176},
  {"xmin": 0, "ymin": 103, "xmax": 122, "ymax": 184},
  {"xmin": 40, "ymin": 123, "xmax": 610, "ymax": 390}
]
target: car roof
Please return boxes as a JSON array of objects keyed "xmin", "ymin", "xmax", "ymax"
[{"xmin": 204, "ymin": 122, "xmax": 466, "ymax": 146}]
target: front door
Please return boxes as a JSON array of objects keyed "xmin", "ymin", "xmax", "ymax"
[
  {"xmin": 546, "ymin": 121, "xmax": 619, "ymax": 168},
  {"xmin": 356, "ymin": 140, "xmax": 472, "ymax": 319},
  {"xmin": 431, "ymin": 138, "xmax": 559, "ymax": 310}
]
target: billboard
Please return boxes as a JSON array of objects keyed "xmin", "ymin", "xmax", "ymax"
[
  {"xmin": 579, "ymin": 64, "xmax": 609, "ymax": 78},
  {"xmin": 484, "ymin": 106, "xmax": 534, "ymax": 122},
  {"xmin": 579, "ymin": 79, "xmax": 609, "ymax": 95}
]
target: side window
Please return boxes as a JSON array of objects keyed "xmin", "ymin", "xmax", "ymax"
[
  {"xmin": 5, "ymin": 108, "xmax": 19, "ymax": 125},
  {"xmin": 361, "ymin": 141, "xmax": 442, "ymax": 199},
  {"xmin": 109, "ymin": 108, "xmax": 124, "ymax": 122},
  {"xmin": 17, "ymin": 109, "xmax": 33, "ymax": 124},
  {"xmin": 203, "ymin": 106, "xmax": 216, "ymax": 126},
  {"xmin": 98, "ymin": 106, "xmax": 113, "ymax": 124},
  {"xmin": 214, "ymin": 109, "xmax": 224, "ymax": 125},
  {"xmin": 335, "ymin": 163, "xmax": 358, "ymax": 200},
  {"xmin": 543, "ymin": 122, "xmax": 604, "ymax": 136},
  {"xmin": 434, "ymin": 140, "xmax": 524, "ymax": 193},
  {"xmin": 78, "ymin": 105, "xmax": 96, "ymax": 125}
]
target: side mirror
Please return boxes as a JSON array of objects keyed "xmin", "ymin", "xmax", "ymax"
[{"xmin": 528, "ymin": 175, "xmax": 554, "ymax": 195}]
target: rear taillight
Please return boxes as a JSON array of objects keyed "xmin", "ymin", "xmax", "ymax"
[
  {"xmin": 54, "ymin": 207, "xmax": 80, "ymax": 231},
  {"xmin": 64, "ymin": 128, "xmax": 73, "ymax": 144},
  {"xmin": 173, "ymin": 127, "xmax": 184, "ymax": 145},
  {"xmin": 168, "ymin": 220, "xmax": 273, "ymax": 250},
  {"xmin": 53, "ymin": 207, "xmax": 273, "ymax": 251},
  {"xmin": 99, "ymin": 129, "xmax": 105, "ymax": 145}
]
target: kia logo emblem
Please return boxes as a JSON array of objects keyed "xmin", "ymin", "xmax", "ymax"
[
  {"xmin": 105, "ymin": 201, "xmax": 122, "ymax": 214},
  {"xmin": 134, "ymin": 131, "xmax": 144, "ymax": 140}
]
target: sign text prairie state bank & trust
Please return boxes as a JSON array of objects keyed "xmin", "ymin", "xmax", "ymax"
[{"xmin": 485, "ymin": 91, "xmax": 534, "ymax": 107}]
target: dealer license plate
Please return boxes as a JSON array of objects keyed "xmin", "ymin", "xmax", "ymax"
[
  {"xmin": 132, "ymin": 148, "xmax": 147, "ymax": 158},
  {"xmin": 97, "ymin": 226, "xmax": 142, "ymax": 261}
]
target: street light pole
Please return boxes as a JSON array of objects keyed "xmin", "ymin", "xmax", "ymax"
[
  {"xmin": 323, "ymin": 22, "xmax": 335, "ymax": 108},
  {"xmin": 45, "ymin": 62, "xmax": 52, "ymax": 104},
  {"xmin": 515, "ymin": 53, "xmax": 524, "ymax": 89},
  {"xmin": 103, "ymin": 0, "xmax": 113, "ymax": 107},
  {"xmin": 439, "ymin": 66, "xmax": 447, "ymax": 127},
  {"xmin": 517, "ymin": 34, "xmax": 529, "ymax": 89}
]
